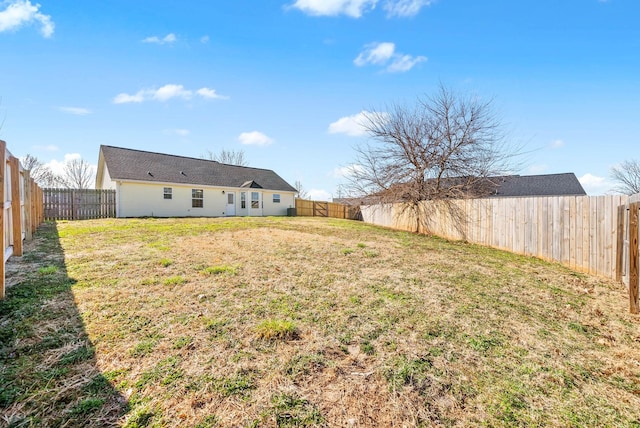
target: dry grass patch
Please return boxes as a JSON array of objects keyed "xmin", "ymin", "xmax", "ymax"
[{"xmin": 2, "ymin": 217, "xmax": 639, "ymax": 427}]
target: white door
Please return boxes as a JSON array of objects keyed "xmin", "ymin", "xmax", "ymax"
[
  {"xmin": 249, "ymin": 191, "xmax": 262, "ymax": 216},
  {"xmin": 226, "ymin": 192, "xmax": 236, "ymax": 216}
]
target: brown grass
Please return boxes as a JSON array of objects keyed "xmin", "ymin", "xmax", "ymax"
[{"xmin": 2, "ymin": 217, "xmax": 639, "ymax": 427}]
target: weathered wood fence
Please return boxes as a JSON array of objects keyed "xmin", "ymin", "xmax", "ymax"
[
  {"xmin": 44, "ymin": 188, "xmax": 116, "ymax": 220},
  {"xmin": 619, "ymin": 195, "xmax": 640, "ymax": 314},
  {"xmin": 1, "ymin": 140, "xmax": 44, "ymax": 299},
  {"xmin": 361, "ymin": 195, "xmax": 640, "ymax": 313},
  {"xmin": 295, "ymin": 199, "xmax": 362, "ymax": 220}
]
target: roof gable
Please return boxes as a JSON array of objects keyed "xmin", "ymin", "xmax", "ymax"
[
  {"xmin": 241, "ymin": 180, "xmax": 263, "ymax": 189},
  {"xmin": 99, "ymin": 145, "xmax": 297, "ymax": 193}
]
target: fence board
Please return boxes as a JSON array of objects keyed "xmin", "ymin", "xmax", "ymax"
[
  {"xmin": 0, "ymin": 141, "xmax": 5, "ymax": 299},
  {"xmin": 569, "ymin": 197, "xmax": 576, "ymax": 268},
  {"xmin": 582, "ymin": 197, "xmax": 591, "ymax": 273},
  {"xmin": 10, "ymin": 157, "xmax": 22, "ymax": 257},
  {"xmin": 629, "ymin": 202, "xmax": 639, "ymax": 313},
  {"xmin": 44, "ymin": 188, "xmax": 116, "ymax": 220},
  {"xmin": 576, "ymin": 197, "xmax": 584, "ymax": 270},
  {"xmin": 558, "ymin": 197, "xmax": 574, "ymax": 266}
]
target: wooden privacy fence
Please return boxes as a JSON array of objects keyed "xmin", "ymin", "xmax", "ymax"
[
  {"xmin": 361, "ymin": 195, "xmax": 630, "ymax": 280},
  {"xmin": 44, "ymin": 188, "xmax": 116, "ymax": 220},
  {"xmin": 1, "ymin": 140, "xmax": 44, "ymax": 299},
  {"xmin": 295, "ymin": 199, "xmax": 362, "ymax": 220},
  {"xmin": 362, "ymin": 194, "xmax": 640, "ymax": 313}
]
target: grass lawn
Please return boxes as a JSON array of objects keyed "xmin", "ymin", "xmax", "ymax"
[{"xmin": 1, "ymin": 217, "xmax": 639, "ymax": 427}]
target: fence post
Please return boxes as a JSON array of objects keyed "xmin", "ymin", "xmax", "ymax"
[
  {"xmin": 31, "ymin": 179, "xmax": 38, "ymax": 232},
  {"xmin": 38, "ymin": 184, "xmax": 42, "ymax": 225},
  {"xmin": 24, "ymin": 170, "xmax": 33, "ymax": 240},
  {"xmin": 0, "ymin": 140, "xmax": 6, "ymax": 300},
  {"xmin": 10, "ymin": 157, "xmax": 22, "ymax": 257},
  {"xmin": 629, "ymin": 202, "xmax": 639, "ymax": 314},
  {"xmin": 616, "ymin": 204, "xmax": 626, "ymax": 283}
]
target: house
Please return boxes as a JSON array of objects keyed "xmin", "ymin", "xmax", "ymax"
[
  {"xmin": 334, "ymin": 173, "xmax": 586, "ymax": 205},
  {"xmin": 96, "ymin": 145, "xmax": 297, "ymax": 218}
]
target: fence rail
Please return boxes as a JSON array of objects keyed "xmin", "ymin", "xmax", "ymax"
[
  {"xmin": 1, "ymin": 140, "xmax": 44, "ymax": 299},
  {"xmin": 44, "ymin": 188, "xmax": 116, "ymax": 220},
  {"xmin": 295, "ymin": 199, "xmax": 362, "ymax": 220},
  {"xmin": 362, "ymin": 194, "xmax": 640, "ymax": 313}
]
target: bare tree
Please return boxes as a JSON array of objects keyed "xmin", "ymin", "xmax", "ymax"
[
  {"xmin": 294, "ymin": 180, "xmax": 309, "ymax": 199},
  {"xmin": 348, "ymin": 84, "xmax": 517, "ymax": 231},
  {"xmin": 60, "ymin": 158, "xmax": 94, "ymax": 189},
  {"xmin": 610, "ymin": 160, "xmax": 640, "ymax": 195},
  {"xmin": 203, "ymin": 148, "xmax": 248, "ymax": 166},
  {"xmin": 20, "ymin": 154, "xmax": 58, "ymax": 187}
]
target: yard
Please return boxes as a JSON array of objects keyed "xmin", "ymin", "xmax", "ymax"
[{"xmin": 1, "ymin": 217, "xmax": 639, "ymax": 427}]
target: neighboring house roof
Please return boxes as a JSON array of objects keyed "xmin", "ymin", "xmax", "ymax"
[
  {"xmin": 97, "ymin": 145, "xmax": 297, "ymax": 192},
  {"xmin": 488, "ymin": 173, "xmax": 586, "ymax": 197},
  {"xmin": 335, "ymin": 173, "xmax": 586, "ymax": 205}
]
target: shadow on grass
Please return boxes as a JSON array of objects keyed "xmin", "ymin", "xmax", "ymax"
[{"xmin": 0, "ymin": 222, "xmax": 127, "ymax": 427}]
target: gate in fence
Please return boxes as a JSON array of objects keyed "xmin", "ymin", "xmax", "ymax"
[{"xmin": 294, "ymin": 199, "xmax": 361, "ymax": 220}]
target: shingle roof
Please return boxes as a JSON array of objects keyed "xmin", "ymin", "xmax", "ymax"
[
  {"xmin": 99, "ymin": 145, "xmax": 297, "ymax": 192},
  {"xmin": 489, "ymin": 173, "xmax": 586, "ymax": 197},
  {"xmin": 336, "ymin": 173, "xmax": 586, "ymax": 205}
]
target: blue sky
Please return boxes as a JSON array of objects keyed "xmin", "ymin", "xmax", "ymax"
[{"xmin": 1, "ymin": 0, "xmax": 638, "ymax": 198}]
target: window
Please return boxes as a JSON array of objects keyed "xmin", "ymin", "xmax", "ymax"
[
  {"xmin": 227, "ymin": 193, "xmax": 234, "ymax": 205},
  {"xmin": 241, "ymin": 192, "xmax": 246, "ymax": 209},
  {"xmin": 273, "ymin": 194, "xmax": 281, "ymax": 203},
  {"xmin": 192, "ymin": 189, "xmax": 203, "ymax": 208},
  {"xmin": 251, "ymin": 192, "xmax": 260, "ymax": 209},
  {"xmin": 163, "ymin": 187, "xmax": 172, "ymax": 200}
]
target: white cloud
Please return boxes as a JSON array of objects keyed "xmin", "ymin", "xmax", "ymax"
[
  {"xmin": 113, "ymin": 91, "xmax": 145, "ymax": 104},
  {"xmin": 386, "ymin": 53, "xmax": 427, "ymax": 72},
  {"xmin": 197, "ymin": 87, "xmax": 229, "ymax": 100},
  {"xmin": 550, "ymin": 139, "xmax": 565, "ymax": 149},
  {"xmin": 290, "ymin": 0, "xmax": 431, "ymax": 18},
  {"xmin": 45, "ymin": 153, "xmax": 81, "ymax": 175},
  {"xmin": 142, "ymin": 33, "xmax": 176, "ymax": 45},
  {"xmin": 308, "ymin": 189, "xmax": 332, "ymax": 201},
  {"xmin": 329, "ymin": 111, "xmax": 371, "ymax": 136},
  {"xmin": 200, "ymin": 35, "xmax": 210, "ymax": 44},
  {"xmin": 384, "ymin": 0, "xmax": 431, "ymax": 17},
  {"xmin": 354, "ymin": 42, "xmax": 426, "ymax": 72},
  {"xmin": 579, "ymin": 173, "xmax": 614, "ymax": 196},
  {"xmin": 328, "ymin": 110, "xmax": 388, "ymax": 136},
  {"xmin": 354, "ymin": 42, "xmax": 395, "ymax": 66},
  {"xmin": 290, "ymin": 0, "xmax": 378, "ymax": 18},
  {"xmin": 152, "ymin": 84, "xmax": 191, "ymax": 101},
  {"xmin": 113, "ymin": 84, "xmax": 227, "ymax": 104},
  {"xmin": 331, "ymin": 164, "xmax": 365, "ymax": 178},
  {"xmin": 57, "ymin": 106, "xmax": 91, "ymax": 116},
  {"xmin": 0, "ymin": 0, "xmax": 54, "ymax": 37},
  {"xmin": 238, "ymin": 131, "xmax": 274, "ymax": 146}
]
